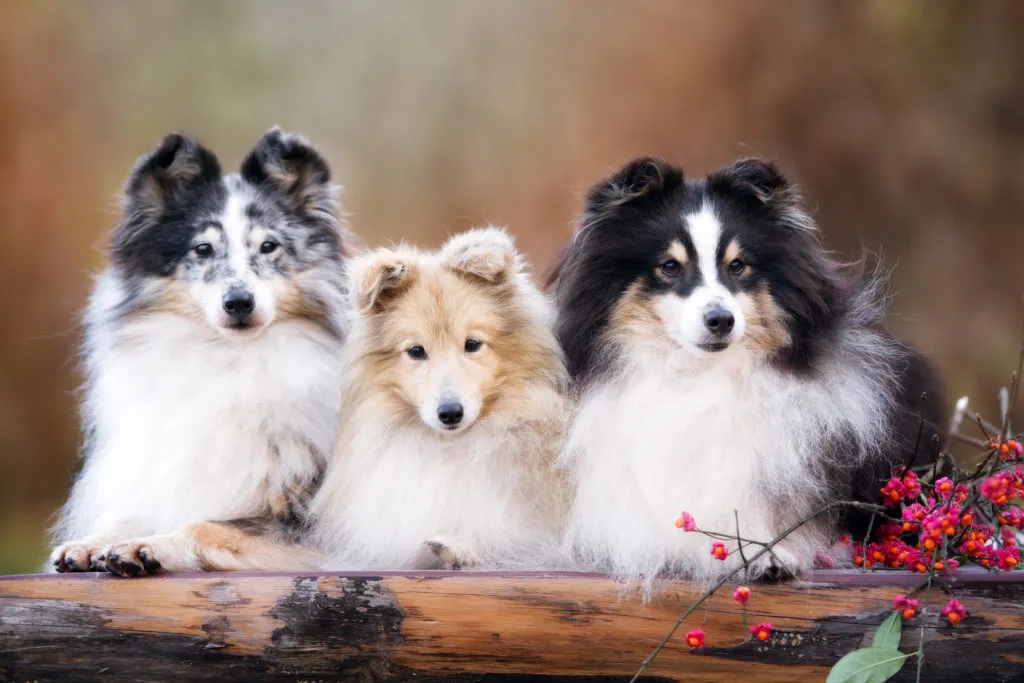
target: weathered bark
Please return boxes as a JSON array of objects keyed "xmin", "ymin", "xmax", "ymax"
[{"xmin": 1, "ymin": 570, "xmax": 1022, "ymax": 682}]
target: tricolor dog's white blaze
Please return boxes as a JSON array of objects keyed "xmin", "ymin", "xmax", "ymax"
[{"xmin": 653, "ymin": 203, "xmax": 747, "ymax": 355}]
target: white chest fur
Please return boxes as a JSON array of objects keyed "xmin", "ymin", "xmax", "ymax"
[
  {"xmin": 561, "ymin": 342, "xmax": 895, "ymax": 582},
  {"xmin": 316, "ymin": 402, "xmax": 565, "ymax": 570},
  {"xmin": 60, "ymin": 277, "xmax": 344, "ymax": 540}
]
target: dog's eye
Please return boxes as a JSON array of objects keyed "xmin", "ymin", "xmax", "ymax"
[
  {"xmin": 193, "ymin": 243, "xmax": 214, "ymax": 259},
  {"xmin": 727, "ymin": 258, "xmax": 746, "ymax": 275},
  {"xmin": 407, "ymin": 345, "xmax": 428, "ymax": 360},
  {"xmin": 465, "ymin": 338, "xmax": 483, "ymax": 353},
  {"xmin": 259, "ymin": 240, "xmax": 279, "ymax": 254},
  {"xmin": 658, "ymin": 259, "xmax": 682, "ymax": 278}
]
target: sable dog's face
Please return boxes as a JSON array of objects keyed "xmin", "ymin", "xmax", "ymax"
[
  {"xmin": 110, "ymin": 129, "xmax": 345, "ymax": 338},
  {"xmin": 351, "ymin": 229, "xmax": 541, "ymax": 435}
]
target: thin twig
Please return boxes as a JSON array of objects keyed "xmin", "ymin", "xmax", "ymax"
[
  {"xmin": 950, "ymin": 432, "xmax": 990, "ymax": 450},
  {"xmin": 964, "ymin": 409, "xmax": 1001, "ymax": 438},
  {"xmin": 862, "ymin": 508, "xmax": 877, "ymax": 574},
  {"xmin": 902, "ymin": 392, "xmax": 928, "ymax": 476},
  {"xmin": 629, "ymin": 504, "xmax": 836, "ymax": 682},
  {"xmin": 735, "ymin": 510, "xmax": 749, "ymax": 582}
]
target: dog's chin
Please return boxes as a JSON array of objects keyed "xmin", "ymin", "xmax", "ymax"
[
  {"xmin": 696, "ymin": 341, "xmax": 730, "ymax": 353},
  {"xmin": 421, "ymin": 418, "xmax": 475, "ymax": 437},
  {"xmin": 215, "ymin": 316, "xmax": 269, "ymax": 340}
]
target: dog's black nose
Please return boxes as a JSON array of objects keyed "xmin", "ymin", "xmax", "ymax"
[
  {"xmin": 437, "ymin": 402, "xmax": 464, "ymax": 427},
  {"xmin": 704, "ymin": 308, "xmax": 735, "ymax": 335},
  {"xmin": 223, "ymin": 290, "xmax": 255, "ymax": 318}
]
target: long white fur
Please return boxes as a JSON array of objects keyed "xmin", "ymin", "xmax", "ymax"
[
  {"xmin": 312, "ymin": 228, "xmax": 568, "ymax": 570},
  {"xmin": 561, "ymin": 206, "xmax": 904, "ymax": 584},
  {"xmin": 49, "ymin": 183, "xmax": 347, "ymax": 571}
]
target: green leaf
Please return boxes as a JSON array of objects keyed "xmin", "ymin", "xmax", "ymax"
[
  {"xmin": 826, "ymin": 647, "xmax": 912, "ymax": 683},
  {"xmin": 871, "ymin": 610, "xmax": 902, "ymax": 651}
]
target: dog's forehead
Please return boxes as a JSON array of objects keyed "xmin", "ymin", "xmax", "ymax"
[{"xmin": 385, "ymin": 269, "xmax": 504, "ymax": 341}]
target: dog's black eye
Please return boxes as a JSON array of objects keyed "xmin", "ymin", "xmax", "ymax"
[
  {"xmin": 259, "ymin": 240, "xmax": 279, "ymax": 254},
  {"xmin": 193, "ymin": 243, "xmax": 213, "ymax": 259},
  {"xmin": 658, "ymin": 259, "xmax": 682, "ymax": 278},
  {"xmin": 465, "ymin": 338, "xmax": 483, "ymax": 353},
  {"xmin": 407, "ymin": 345, "xmax": 428, "ymax": 360},
  {"xmin": 727, "ymin": 258, "xmax": 746, "ymax": 275}
]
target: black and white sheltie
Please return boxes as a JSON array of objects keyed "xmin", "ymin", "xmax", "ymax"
[
  {"xmin": 547, "ymin": 157, "xmax": 943, "ymax": 581},
  {"xmin": 49, "ymin": 128, "xmax": 353, "ymax": 575}
]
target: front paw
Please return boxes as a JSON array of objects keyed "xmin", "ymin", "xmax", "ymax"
[
  {"xmin": 424, "ymin": 537, "xmax": 480, "ymax": 570},
  {"xmin": 51, "ymin": 541, "xmax": 105, "ymax": 573},
  {"xmin": 102, "ymin": 541, "xmax": 163, "ymax": 578}
]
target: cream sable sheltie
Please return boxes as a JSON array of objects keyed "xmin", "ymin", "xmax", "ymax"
[{"xmin": 311, "ymin": 228, "xmax": 568, "ymax": 570}]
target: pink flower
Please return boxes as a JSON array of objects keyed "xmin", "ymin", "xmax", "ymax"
[
  {"xmin": 893, "ymin": 594, "xmax": 920, "ymax": 619},
  {"xmin": 880, "ymin": 477, "xmax": 906, "ymax": 505},
  {"xmin": 993, "ymin": 546, "xmax": 1020, "ymax": 571},
  {"xmin": 711, "ymin": 542, "xmax": 728, "ymax": 561},
  {"xmin": 935, "ymin": 477, "xmax": 954, "ymax": 500},
  {"xmin": 942, "ymin": 597, "xmax": 966, "ymax": 625},
  {"xmin": 733, "ymin": 586, "xmax": 751, "ymax": 604},
  {"xmin": 981, "ymin": 472, "xmax": 1018, "ymax": 506},
  {"xmin": 997, "ymin": 506, "xmax": 1024, "ymax": 528},
  {"xmin": 750, "ymin": 622, "xmax": 774, "ymax": 641},
  {"xmin": 685, "ymin": 628, "xmax": 705, "ymax": 648},
  {"xmin": 901, "ymin": 470, "xmax": 922, "ymax": 499},
  {"xmin": 675, "ymin": 511, "xmax": 697, "ymax": 531}
]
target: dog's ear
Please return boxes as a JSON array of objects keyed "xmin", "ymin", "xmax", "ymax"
[
  {"xmin": 440, "ymin": 227, "xmax": 519, "ymax": 284},
  {"xmin": 350, "ymin": 249, "xmax": 417, "ymax": 312},
  {"xmin": 122, "ymin": 133, "xmax": 222, "ymax": 219},
  {"xmin": 240, "ymin": 127, "xmax": 336, "ymax": 216},
  {"xmin": 584, "ymin": 157, "xmax": 682, "ymax": 214},
  {"xmin": 708, "ymin": 158, "xmax": 815, "ymax": 231},
  {"xmin": 708, "ymin": 157, "xmax": 789, "ymax": 203}
]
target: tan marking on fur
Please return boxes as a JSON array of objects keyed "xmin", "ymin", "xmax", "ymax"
[
  {"xmin": 608, "ymin": 280, "xmax": 666, "ymax": 347},
  {"xmin": 274, "ymin": 277, "xmax": 333, "ymax": 330},
  {"xmin": 723, "ymin": 239, "xmax": 752, "ymax": 277},
  {"xmin": 737, "ymin": 285, "xmax": 791, "ymax": 353},
  {"xmin": 147, "ymin": 278, "xmax": 206, "ymax": 322},
  {"xmin": 723, "ymin": 239, "xmax": 741, "ymax": 264},
  {"xmin": 666, "ymin": 241, "xmax": 689, "ymax": 266},
  {"xmin": 184, "ymin": 522, "xmax": 321, "ymax": 572},
  {"xmin": 653, "ymin": 242, "xmax": 689, "ymax": 283}
]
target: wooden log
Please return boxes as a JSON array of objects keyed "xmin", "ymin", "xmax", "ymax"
[{"xmin": 2, "ymin": 569, "xmax": 1023, "ymax": 682}]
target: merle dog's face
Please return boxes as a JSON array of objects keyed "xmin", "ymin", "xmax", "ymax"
[
  {"xmin": 110, "ymin": 129, "xmax": 346, "ymax": 338},
  {"xmin": 552, "ymin": 158, "xmax": 841, "ymax": 378}
]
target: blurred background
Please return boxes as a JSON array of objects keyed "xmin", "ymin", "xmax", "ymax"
[{"xmin": 1, "ymin": 0, "xmax": 1022, "ymax": 573}]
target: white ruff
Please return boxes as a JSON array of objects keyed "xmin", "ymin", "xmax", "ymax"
[
  {"xmin": 314, "ymin": 393, "xmax": 566, "ymax": 570},
  {"xmin": 560, "ymin": 325, "xmax": 900, "ymax": 584},
  {"xmin": 53, "ymin": 272, "xmax": 344, "ymax": 544}
]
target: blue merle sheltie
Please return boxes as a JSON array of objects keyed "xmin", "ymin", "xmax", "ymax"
[
  {"xmin": 49, "ymin": 128, "xmax": 354, "ymax": 575},
  {"xmin": 547, "ymin": 157, "xmax": 944, "ymax": 582}
]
